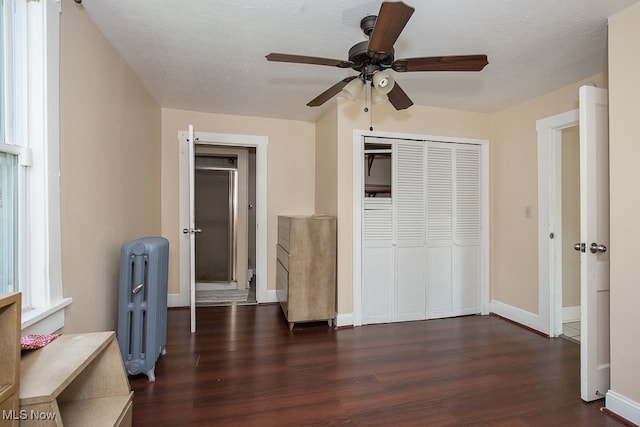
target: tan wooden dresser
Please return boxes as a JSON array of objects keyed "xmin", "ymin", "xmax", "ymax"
[{"xmin": 276, "ymin": 215, "xmax": 336, "ymax": 330}]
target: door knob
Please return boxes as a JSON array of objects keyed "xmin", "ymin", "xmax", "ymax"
[
  {"xmin": 182, "ymin": 228, "xmax": 202, "ymax": 234},
  {"xmin": 573, "ymin": 243, "xmax": 585, "ymax": 252},
  {"xmin": 589, "ymin": 243, "xmax": 607, "ymax": 254}
]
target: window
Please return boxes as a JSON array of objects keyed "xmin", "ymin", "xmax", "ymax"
[
  {"xmin": 1, "ymin": 0, "xmax": 18, "ymax": 295},
  {"xmin": 1, "ymin": 0, "xmax": 68, "ymax": 332},
  {"xmin": 0, "ymin": 152, "xmax": 18, "ymax": 294},
  {"xmin": 1, "ymin": 0, "xmax": 5, "ymax": 141}
]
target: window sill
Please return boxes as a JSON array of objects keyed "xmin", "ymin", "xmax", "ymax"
[{"xmin": 21, "ymin": 297, "xmax": 73, "ymax": 336}]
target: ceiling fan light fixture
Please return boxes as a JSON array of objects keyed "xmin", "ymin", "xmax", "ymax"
[
  {"xmin": 372, "ymin": 86, "xmax": 389, "ymax": 105},
  {"xmin": 342, "ymin": 77, "xmax": 365, "ymax": 100},
  {"xmin": 372, "ymin": 71, "xmax": 395, "ymax": 95},
  {"xmin": 266, "ymin": 2, "xmax": 487, "ymax": 111}
]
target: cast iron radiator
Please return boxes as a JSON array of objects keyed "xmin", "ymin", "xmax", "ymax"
[{"xmin": 117, "ymin": 236, "xmax": 169, "ymax": 382}]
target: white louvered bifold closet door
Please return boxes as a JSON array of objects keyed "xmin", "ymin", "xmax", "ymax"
[
  {"xmin": 427, "ymin": 142, "xmax": 481, "ymax": 318},
  {"xmin": 454, "ymin": 145, "xmax": 482, "ymax": 315},
  {"xmin": 394, "ymin": 142, "xmax": 426, "ymax": 321},
  {"xmin": 362, "ymin": 140, "xmax": 394, "ymax": 324},
  {"xmin": 361, "ymin": 137, "xmax": 482, "ymax": 324}
]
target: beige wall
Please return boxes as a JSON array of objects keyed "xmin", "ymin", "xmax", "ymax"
[
  {"xmin": 334, "ymin": 98, "xmax": 491, "ymax": 315},
  {"xmin": 315, "ymin": 105, "xmax": 339, "ymax": 216},
  {"xmin": 161, "ymin": 109, "xmax": 316, "ymax": 297},
  {"xmin": 59, "ymin": 0, "xmax": 162, "ymax": 333},
  {"xmin": 561, "ymin": 126, "xmax": 580, "ymax": 308},
  {"xmin": 490, "ymin": 72, "xmax": 607, "ymax": 313},
  {"xmin": 608, "ymin": 2, "xmax": 640, "ymax": 405}
]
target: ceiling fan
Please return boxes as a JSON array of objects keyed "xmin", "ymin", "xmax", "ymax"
[{"xmin": 266, "ymin": 1, "xmax": 488, "ymax": 111}]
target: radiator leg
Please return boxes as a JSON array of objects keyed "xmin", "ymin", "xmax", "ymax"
[{"xmin": 146, "ymin": 368, "xmax": 156, "ymax": 383}]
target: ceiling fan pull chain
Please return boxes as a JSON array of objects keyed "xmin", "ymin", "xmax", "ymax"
[
  {"xmin": 369, "ymin": 90, "xmax": 374, "ymax": 131},
  {"xmin": 363, "ymin": 82, "xmax": 374, "ymax": 131},
  {"xmin": 364, "ymin": 81, "xmax": 369, "ymax": 113}
]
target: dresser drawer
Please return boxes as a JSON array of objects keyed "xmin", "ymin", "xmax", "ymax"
[
  {"xmin": 276, "ymin": 259, "xmax": 289, "ymax": 316},
  {"xmin": 278, "ymin": 216, "xmax": 290, "ymax": 252},
  {"xmin": 276, "ymin": 244, "xmax": 289, "ymax": 271}
]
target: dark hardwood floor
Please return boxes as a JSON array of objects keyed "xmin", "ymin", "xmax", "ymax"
[{"xmin": 129, "ymin": 304, "xmax": 625, "ymax": 426}]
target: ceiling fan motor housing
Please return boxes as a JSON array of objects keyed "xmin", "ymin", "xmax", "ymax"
[
  {"xmin": 360, "ymin": 15, "xmax": 378, "ymax": 36},
  {"xmin": 348, "ymin": 40, "xmax": 394, "ymax": 79}
]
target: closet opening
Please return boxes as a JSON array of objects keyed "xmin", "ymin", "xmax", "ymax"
[
  {"xmin": 364, "ymin": 142, "xmax": 392, "ymax": 198},
  {"xmin": 353, "ymin": 131, "xmax": 489, "ymax": 327}
]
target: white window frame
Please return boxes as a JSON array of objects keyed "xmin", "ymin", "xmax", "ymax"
[{"xmin": 2, "ymin": 0, "xmax": 70, "ymax": 335}]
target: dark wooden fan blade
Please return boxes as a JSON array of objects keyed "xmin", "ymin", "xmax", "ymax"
[
  {"xmin": 392, "ymin": 55, "xmax": 489, "ymax": 72},
  {"xmin": 367, "ymin": 2, "xmax": 415, "ymax": 60},
  {"xmin": 387, "ymin": 82, "xmax": 413, "ymax": 110},
  {"xmin": 307, "ymin": 76, "xmax": 358, "ymax": 107},
  {"xmin": 266, "ymin": 53, "xmax": 352, "ymax": 68}
]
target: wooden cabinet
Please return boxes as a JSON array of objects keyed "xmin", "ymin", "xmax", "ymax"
[
  {"xmin": 20, "ymin": 332, "xmax": 133, "ymax": 427},
  {"xmin": 276, "ymin": 215, "xmax": 336, "ymax": 330},
  {"xmin": 0, "ymin": 292, "xmax": 21, "ymax": 427}
]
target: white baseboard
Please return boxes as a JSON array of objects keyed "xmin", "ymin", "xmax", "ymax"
[
  {"xmin": 606, "ymin": 390, "xmax": 640, "ymax": 425},
  {"xmin": 490, "ymin": 300, "xmax": 544, "ymax": 334},
  {"xmin": 335, "ymin": 312, "xmax": 354, "ymax": 328},
  {"xmin": 562, "ymin": 305, "xmax": 581, "ymax": 323},
  {"xmin": 168, "ymin": 293, "xmax": 187, "ymax": 308},
  {"xmin": 259, "ymin": 289, "xmax": 278, "ymax": 304}
]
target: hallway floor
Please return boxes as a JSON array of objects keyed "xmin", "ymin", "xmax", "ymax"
[{"xmin": 563, "ymin": 321, "xmax": 581, "ymax": 342}]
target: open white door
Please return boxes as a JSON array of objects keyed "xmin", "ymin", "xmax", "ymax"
[
  {"xmin": 579, "ymin": 85, "xmax": 610, "ymax": 401},
  {"xmin": 188, "ymin": 125, "xmax": 197, "ymax": 333}
]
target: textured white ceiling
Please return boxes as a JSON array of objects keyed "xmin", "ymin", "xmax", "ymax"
[{"xmin": 79, "ymin": 0, "xmax": 639, "ymax": 122}]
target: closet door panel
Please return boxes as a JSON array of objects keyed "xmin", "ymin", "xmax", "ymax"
[
  {"xmin": 362, "ymin": 194, "xmax": 393, "ymax": 324},
  {"xmin": 394, "ymin": 142, "xmax": 426, "ymax": 321},
  {"xmin": 396, "ymin": 142, "xmax": 425, "ymax": 245},
  {"xmin": 453, "ymin": 245, "xmax": 480, "ymax": 315},
  {"xmin": 427, "ymin": 245, "xmax": 453, "ymax": 317},
  {"xmin": 453, "ymin": 144, "xmax": 481, "ymax": 315},
  {"xmin": 426, "ymin": 144, "xmax": 454, "ymax": 318},
  {"xmin": 395, "ymin": 246, "xmax": 425, "ymax": 321},
  {"xmin": 362, "ymin": 247, "xmax": 394, "ymax": 324}
]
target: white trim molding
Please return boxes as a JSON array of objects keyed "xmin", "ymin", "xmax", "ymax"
[
  {"xmin": 562, "ymin": 305, "xmax": 581, "ymax": 323},
  {"xmin": 176, "ymin": 130, "xmax": 268, "ymax": 306},
  {"xmin": 335, "ymin": 312, "xmax": 354, "ymax": 328},
  {"xmin": 536, "ymin": 109, "xmax": 580, "ymax": 337},
  {"xmin": 490, "ymin": 300, "xmax": 544, "ymax": 333},
  {"xmin": 606, "ymin": 390, "xmax": 640, "ymax": 425},
  {"xmin": 21, "ymin": 297, "xmax": 71, "ymax": 336}
]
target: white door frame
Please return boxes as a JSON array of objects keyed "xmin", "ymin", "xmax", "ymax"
[
  {"xmin": 352, "ymin": 129, "xmax": 490, "ymax": 326},
  {"xmin": 536, "ymin": 109, "xmax": 579, "ymax": 337},
  {"xmin": 178, "ymin": 130, "xmax": 268, "ymax": 304}
]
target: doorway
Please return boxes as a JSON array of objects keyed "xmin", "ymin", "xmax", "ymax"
[
  {"xmin": 536, "ymin": 108, "xmax": 579, "ymax": 337},
  {"xmin": 537, "ymin": 85, "xmax": 611, "ymax": 402},
  {"xmin": 194, "ymin": 157, "xmax": 237, "ymax": 286},
  {"xmin": 559, "ymin": 126, "xmax": 581, "ymax": 341},
  {"xmin": 178, "ymin": 129, "xmax": 268, "ymax": 323},
  {"xmin": 193, "ymin": 146, "xmax": 254, "ymax": 305}
]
